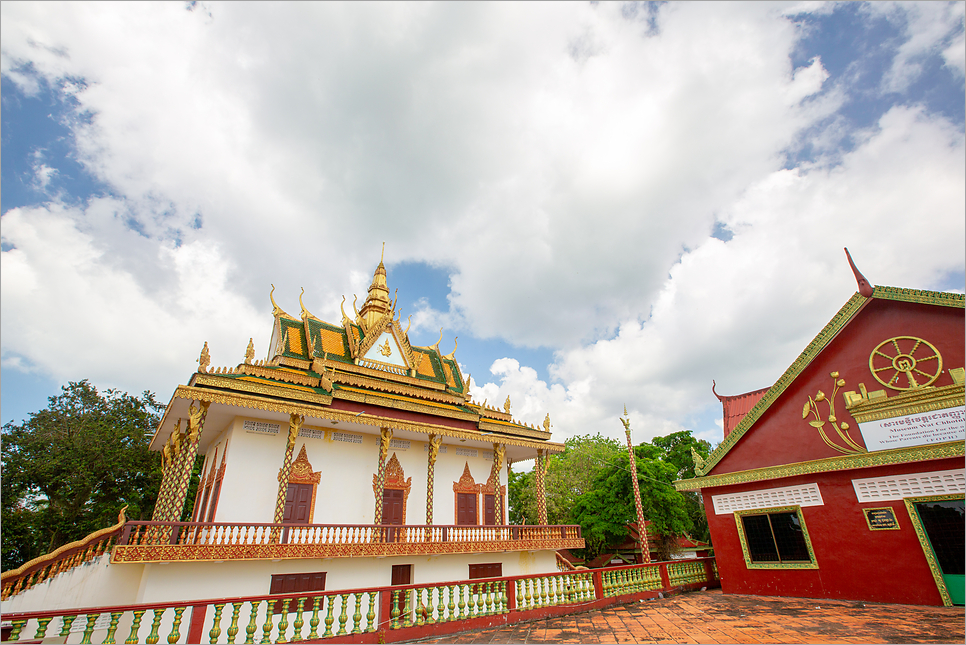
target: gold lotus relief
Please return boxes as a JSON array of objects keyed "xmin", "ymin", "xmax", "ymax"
[{"xmin": 803, "ymin": 371, "xmax": 866, "ymax": 455}]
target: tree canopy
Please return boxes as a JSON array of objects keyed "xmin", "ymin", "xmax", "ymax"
[
  {"xmin": 508, "ymin": 430, "xmax": 713, "ymax": 561},
  {"xmin": 1, "ymin": 380, "xmax": 165, "ymax": 571}
]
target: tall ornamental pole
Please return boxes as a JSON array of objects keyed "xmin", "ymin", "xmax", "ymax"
[{"xmin": 621, "ymin": 406, "xmax": 651, "ymax": 563}]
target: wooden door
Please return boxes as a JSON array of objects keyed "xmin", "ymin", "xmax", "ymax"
[
  {"xmin": 483, "ymin": 495, "xmax": 495, "ymax": 526},
  {"xmin": 457, "ymin": 493, "xmax": 477, "ymax": 526},
  {"xmin": 383, "ymin": 488, "xmax": 404, "ymax": 542},
  {"xmin": 283, "ymin": 484, "xmax": 313, "ymax": 524}
]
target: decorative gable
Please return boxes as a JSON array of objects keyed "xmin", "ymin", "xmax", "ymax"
[{"xmin": 702, "ymin": 288, "xmax": 965, "ymax": 478}]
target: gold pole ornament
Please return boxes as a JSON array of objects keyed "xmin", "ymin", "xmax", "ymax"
[
  {"xmin": 621, "ymin": 406, "xmax": 651, "ymax": 563},
  {"xmin": 197, "ymin": 342, "xmax": 211, "ymax": 374},
  {"xmin": 245, "ymin": 338, "xmax": 255, "ymax": 365},
  {"xmin": 503, "ymin": 396, "xmax": 511, "ymax": 414}
]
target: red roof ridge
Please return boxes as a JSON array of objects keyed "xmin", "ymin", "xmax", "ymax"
[{"xmin": 712, "ymin": 381, "xmax": 770, "ymax": 438}]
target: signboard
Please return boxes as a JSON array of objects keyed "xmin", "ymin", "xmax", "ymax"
[
  {"xmin": 863, "ymin": 507, "xmax": 900, "ymax": 531},
  {"xmin": 857, "ymin": 406, "xmax": 964, "ymax": 452}
]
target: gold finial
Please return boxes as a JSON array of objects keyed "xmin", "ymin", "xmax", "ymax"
[
  {"xmin": 443, "ymin": 337, "xmax": 458, "ymax": 360},
  {"xmin": 623, "ymin": 404, "xmax": 628, "ymax": 417},
  {"xmin": 381, "ymin": 242, "xmax": 385, "ymax": 264},
  {"xmin": 299, "ymin": 287, "xmax": 313, "ymax": 320},
  {"xmin": 543, "ymin": 413, "xmax": 551, "ymax": 432},
  {"xmin": 340, "ymin": 295, "xmax": 349, "ymax": 323},
  {"xmin": 432, "ymin": 328, "xmax": 443, "ymax": 350},
  {"xmin": 245, "ymin": 338, "xmax": 255, "ymax": 365},
  {"xmin": 197, "ymin": 342, "xmax": 210, "ymax": 373},
  {"xmin": 405, "ymin": 315, "xmax": 412, "ymax": 337},
  {"xmin": 270, "ymin": 284, "xmax": 284, "ymax": 317},
  {"xmin": 504, "ymin": 396, "xmax": 511, "ymax": 414}
]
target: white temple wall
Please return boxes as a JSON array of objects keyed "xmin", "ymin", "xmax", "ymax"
[
  {"xmin": 2, "ymin": 554, "xmax": 144, "ymax": 614},
  {"xmin": 133, "ymin": 550, "xmax": 556, "ymax": 604},
  {"xmin": 206, "ymin": 416, "xmax": 509, "ymax": 527}
]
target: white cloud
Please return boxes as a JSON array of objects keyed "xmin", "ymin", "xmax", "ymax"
[
  {"xmin": 1, "ymin": 2, "xmax": 962, "ymax": 445},
  {"xmin": 872, "ymin": 1, "xmax": 966, "ymax": 92}
]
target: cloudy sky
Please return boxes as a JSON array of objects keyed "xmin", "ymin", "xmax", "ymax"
[{"xmin": 2, "ymin": 1, "xmax": 964, "ymax": 450}]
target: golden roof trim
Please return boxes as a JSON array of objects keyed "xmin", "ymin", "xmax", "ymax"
[
  {"xmin": 165, "ymin": 385, "xmax": 565, "ymax": 452},
  {"xmin": 235, "ymin": 363, "xmax": 321, "ymax": 389},
  {"xmin": 478, "ymin": 419, "xmax": 553, "ymax": 439},
  {"xmin": 329, "ymin": 358, "xmax": 448, "ymax": 390},
  {"xmin": 329, "ymin": 369, "xmax": 465, "ymax": 405},
  {"xmin": 675, "ymin": 440, "xmax": 964, "ymax": 491},
  {"xmin": 331, "ymin": 387, "xmax": 479, "ymax": 422},
  {"xmin": 191, "ymin": 373, "xmax": 333, "ymax": 406}
]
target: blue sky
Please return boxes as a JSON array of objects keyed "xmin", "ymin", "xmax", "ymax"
[{"xmin": 2, "ymin": 2, "xmax": 964, "ymax": 448}]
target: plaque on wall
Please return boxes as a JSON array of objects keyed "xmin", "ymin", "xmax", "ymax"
[{"xmin": 863, "ymin": 507, "xmax": 900, "ymax": 530}]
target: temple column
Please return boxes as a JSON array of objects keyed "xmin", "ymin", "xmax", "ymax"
[
  {"xmin": 622, "ymin": 409, "xmax": 650, "ymax": 563},
  {"xmin": 536, "ymin": 449, "xmax": 548, "ymax": 525},
  {"xmin": 373, "ymin": 427, "xmax": 392, "ymax": 526},
  {"xmin": 489, "ymin": 444, "xmax": 506, "ymax": 525},
  {"xmin": 425, "ymin": 435, "xmax": 442, "ymax": 525},
  {"xmin": 152, "ymin": 420, "xmax": 182, "ymax": 521},
  {"xmin": 166, "ymin": 400, "xmax": 211, "ymax": 522},
  {"xmin": 273, "ymin": 414, "xmax": 304, "ymax": 524}
]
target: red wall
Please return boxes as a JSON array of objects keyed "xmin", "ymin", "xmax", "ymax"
[
  {"xmin": 711, "ymin": 299, "xmax": 964, "ymax": 474},
  {"xmin": 704, "ymin": 457, "xmax": 963, "ymax": 605}
]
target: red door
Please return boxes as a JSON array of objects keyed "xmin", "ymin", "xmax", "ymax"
[
  {"xmin": 457, "ymin": 493, "xmax": 477, "ymax": 525},
  {"xmin": 282, "ymin": 483, "xmax": 313, "ymax": 542},
  {"xmin": 391, "ymin": 564, "xmax": 412, "ymax": 619},
  {"xmin": 383, "ymin": 489, "xmax": 404, "ymax": 541},
  {"xmin": 483, "ymin": 495, "xmax": 495, "ymax": 526}
]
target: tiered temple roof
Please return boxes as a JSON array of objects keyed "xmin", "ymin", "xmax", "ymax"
[{"xmin": 152, "ymin": 256, "xmax": 559, "ymax": 453}]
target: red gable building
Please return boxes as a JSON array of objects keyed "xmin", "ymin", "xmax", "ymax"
[{"xmin": 677, "ymin": 258, "xmax": 964, "ymax": 607}]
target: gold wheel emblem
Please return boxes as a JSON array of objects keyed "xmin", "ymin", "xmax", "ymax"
[{"xmin": 869, "ymin": 336, "xmax": 942, "ymax": 390}]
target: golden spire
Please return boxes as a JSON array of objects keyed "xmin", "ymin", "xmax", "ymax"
[{"xmin": 358, "ymin": 247, "xmax": 392, "ymax": 329}]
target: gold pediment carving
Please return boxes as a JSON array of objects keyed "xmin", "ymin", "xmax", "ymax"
[{"xmin": 453, "ymin": 462, "xmax": 480, "ymax": 494}]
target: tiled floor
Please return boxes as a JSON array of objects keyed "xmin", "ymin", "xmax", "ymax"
[{"xmin": 410, "ymin": 589, "xmax": 965, "ymax": 644}]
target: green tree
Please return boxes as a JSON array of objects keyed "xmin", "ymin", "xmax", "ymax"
[
  {"xmin": 508, "ymin": 434, "xmax": 623, "ymax": 526},
  {"xmin": 572, "ymin": 442, "xmax": 693, "ymax": 560},
  {"xmin": 651, "ymin": 431, "xmax": 713, "ymax": 543},
  {"xmin": 1, "ymin": 380, "xmax": 164, "ymax": 571}
]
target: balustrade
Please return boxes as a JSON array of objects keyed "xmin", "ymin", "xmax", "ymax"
[{"xmin": 1, "ymin": 558, "xmax": 717, "ymax": 644}]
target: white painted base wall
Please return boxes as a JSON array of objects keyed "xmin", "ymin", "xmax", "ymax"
[
  {"xmin": 2, "ymin": 554, "xmax": 144, "ymax": 614},
  {"xmin": 6, "ymin": 550, "xmax": 557, "ymax": 613}
]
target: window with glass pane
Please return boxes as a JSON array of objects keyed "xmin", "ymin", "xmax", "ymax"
[{"xmin": 740, "ymin": 510, "xmax": 813, "ymax": 564}]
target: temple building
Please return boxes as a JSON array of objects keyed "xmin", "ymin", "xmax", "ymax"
[
  {"xmin": 677, "ymin": 252, "xmax": 964, "ymax": 606},
  {"xmin": 4, "ymin": 256, "xmax": 580, "ymax": 613}
]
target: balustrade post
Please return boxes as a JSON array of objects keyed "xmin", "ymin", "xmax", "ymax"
[
  {"xmin": 659, "ymin": 563, "xmax": 671, "ymax": 592},
  {"xmin": 506, "ymin": 577, "xmax": 517, "ymax": 612},
  {"xmin": 703, "ymin": 558, "xmax": 716, "ymax": 583},
  {"xmin": 378, "ymin": 589, "xmax": 393, "ymax": 635},
  {"xmin": 592, "ymin": 570, "xmax": 604, "ymax": 600},
  {"xmin": 187, "ymin": 604, "xmax": 208, "ymax": 644}
]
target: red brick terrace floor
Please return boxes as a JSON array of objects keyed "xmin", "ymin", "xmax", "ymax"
[{"xmin": 410, "ymin": 589, "xmax": 965, "ymax": 644}]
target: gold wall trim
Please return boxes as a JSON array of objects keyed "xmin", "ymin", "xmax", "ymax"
[
  {"xmin": 675, "ymin": 440, "xmax": 965, "ymax": 491},
  {"xmin": 193, "ymin": 374, "xmax": 333, "ymax": 406},
  {"xmin": 734, "ymin": 505, "xmax": 819, "ymax": 570},
  {"xmin": 169, "ymin": 385, "xmax": 565, "ymax": 453},
  {"xmin": 700, "ymin": 286, "xmax": 964, "ymax": 477},
  {"xmin": 847, "ymin": 383, "xmax": 964, "ymax": 424},
  {"xmin": 111, "ymin": 538, "xmax": 585, "ymax": 563},
  {"xmin": 903, "ymin": 493, "xmax": 964, "ymax": 607}
]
